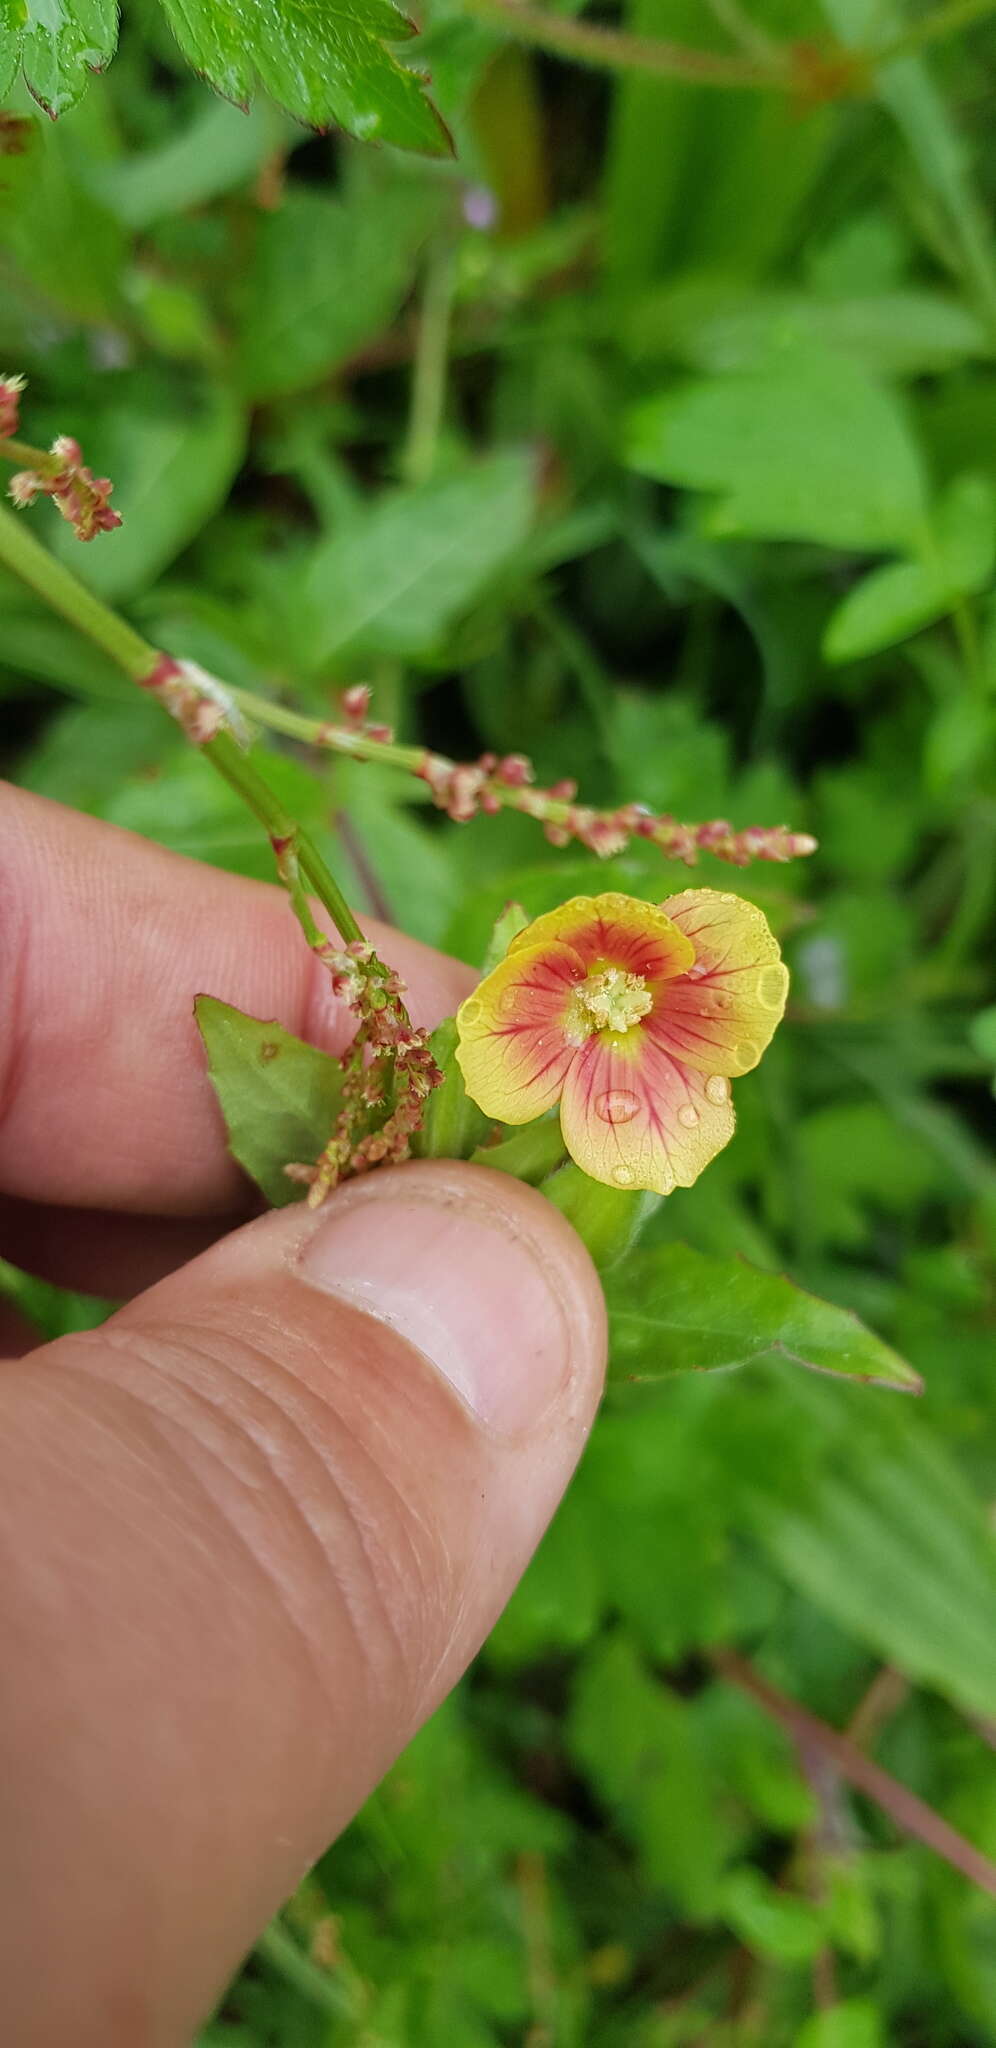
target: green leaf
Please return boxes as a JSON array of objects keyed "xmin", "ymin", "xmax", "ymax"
[
  {"xmin": 86, "ymin": 97, "xmax": 294, "ymax": 231},
  {"xmin": 756, "ymin": 1398, "xmax": 996, "ymax": 1721},
  {"xmin": 195, "ymin": 997, "xmax": 345, "ymax": 1206},
  {"xmin": 605, "ymin": 1243, "xmax": 923, "ymax": 1390},
  {"xmin": 625, "ymin": 346, "xmax": 926, "ymax": 553},
  {"xmin": 720, "ymin": 1867, "xmax": 822, "ymax": 1964},
  {"xmin": 237, "ymin": 183, "xmax": 439, "ymax": 402},
  {"xmin": 0, "ymin": 0, "xmax": 118, "ymax": 117},
  {"xmin": 0, "ymin": 117, "xmax": 125, "ymax": 324},
  {"xmin": 568, "ymin": 1634, "xmax": 728, "ymax": 1914},
  {"xmin": 411, "ymin": 1018, "xmax": 493, "ymax": 1161},
  {"xmin": 824, "ymin": 473, "xmax": 996, "ymax": 662},
  {"xmin": 155, "ymin": 0, "xmax": 451, "ymax": 155},
  {"xmin": 301, "ymin": 452, "xmax": 537, "ymax": 667},
  {"xmin": 794, "ymin": 2003, "xmax": 885, "ymax": 2048},
  {"xmin": 49, "ymin": 383, "xmax": 246, "ymax": 602}
]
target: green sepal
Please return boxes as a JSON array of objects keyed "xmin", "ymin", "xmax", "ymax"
[
  {"xmin": 470, "ymin": 1118, "xmax": 568, "ymax": 1186},
  {"xmin": 410, "ymin": 1016, "xmax": 493, "ymax": 1161},
  {"xmin": 544, "ymin": 1165, "xmax": 661, "ymax": 1271}
]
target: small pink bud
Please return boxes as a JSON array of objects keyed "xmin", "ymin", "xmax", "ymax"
[
  {"xmin": 8, "ymin": 470, "xmax": 40, "ymax": 507},
  {"xmin": 496, "ymin": 753, "xmax": 534, "ymax": 788},
  {"xmin": 0, "ymin": 372, "xmax": 25, "ymax": 439},
  {"xmin": 341, "ymin": 684, "xmax": 371, "ymax": 725},
  {"xmin": 366, "ymin": 723, "xmax": 394, "ymax": 744}
]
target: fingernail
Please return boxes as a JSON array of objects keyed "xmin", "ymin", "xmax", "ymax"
[{"xmin": 299, "ymin": 1177, "xmax": 575, "ymax": 1438}]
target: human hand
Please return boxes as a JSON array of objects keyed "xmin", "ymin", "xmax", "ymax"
[{"xmin": 0, "ymin": 786, "xmax": 607, "ymax": 2047}]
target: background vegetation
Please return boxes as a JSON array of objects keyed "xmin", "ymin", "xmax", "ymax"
[{"xmin": 2, "ymin": 0, "xmax": 996, "ymax": 2040}]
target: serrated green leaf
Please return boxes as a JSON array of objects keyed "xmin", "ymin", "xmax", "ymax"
[
  {"xmin": 606, "ymin": 1243, "xmax": 922, "ymax": 1390},
  {"xmin": 156, "ymin": 0, "xmax": 451, "ymax": 155},
  {"xmin": 626, "ymin": 345, "xmax": 926, "ymax": 553},
  {"xmin": 195, "ymin": 997, "xmax": 345, "ymax": 1207},
  {"xmin": 1, "ymin": 0, "xmax": 118, "ymax": 117},
  {"xmin": 302, "ymin": 451, "xmax": 537, "ymax": 666}
]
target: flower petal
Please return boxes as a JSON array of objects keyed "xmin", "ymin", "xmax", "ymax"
[
  {"xmin": 455, "ymin": 941, "xmax": 584, "ymax": 1123},
  {"xmin": 508, "ymin": 893, "xmax": 694, "ymax": 984},
  {"xmin": 650, "ymin": 888, "xmax": 789, "ymax": 1078},
  {"xmin": 558, "ymin": 1030, "xmax": 735, "ymax": 1195}
]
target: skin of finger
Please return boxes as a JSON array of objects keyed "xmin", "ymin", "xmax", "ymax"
[
  {"xmin": 0, "ymin": 1193, "xmax": 246, "ymax": 1299},
  {"xmin": 0, "ymin": 784, "xmax": 475, "ymax": 1215},
  {"xmin": 0, "ymin": 1167, "xmax": 607, "ymax": 2048}
]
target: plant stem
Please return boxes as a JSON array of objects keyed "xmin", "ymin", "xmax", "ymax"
[
  {"xmin": 873, "ymin": 0, "xmax": 996, "ymax": 64},
  {"xmin": 0, "ymin": 502, "xmax": 363, "ymax": 947},
  {"xmin": 711, "ymin": 1648, "xmax": 996, "ymax": 1896},
  {"xmin": 0, "ymin": 501, "xmax": 152, "ymax": 680},
  {"xmin": 402, "ymin": 232, "xmax": 456, "ymax": 486},
  {"xmin": 455, "ymin": 0, "xmax": 791, "ymax": 86}
]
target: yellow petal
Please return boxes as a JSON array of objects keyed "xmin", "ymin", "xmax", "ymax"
[
  {"xmin": 455, "ymin": 941, "xmax": 583, "ymax": 1124},
  {"xmin": 508, "ymin": 893, "xmax": 694, "ymax": 984},
  {"xmin": 558, "ymin": 1030, "xmax": 735, "ymax": 1196},
  {"xmin": 652, "ymin": 888, "xmax": 789, "ymax": 1078}
]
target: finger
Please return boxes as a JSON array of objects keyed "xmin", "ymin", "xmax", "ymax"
[
  {"xmin": 0, "ymin": 1194, "xmax": 240, "ymax": 1298},
  {"xmin": 0, "ymin": 1161, "xmax": 606, "ymax": 2048},
  {"xmin": 0, "ymin": 785, "xmax": 474, "ymax": 1215}
]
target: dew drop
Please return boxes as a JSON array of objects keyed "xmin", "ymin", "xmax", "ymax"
[
  {"xmin": 460, "ymin": 998, "xmax": 483, "ymax": 1026},
  {"xmin": 498, "ymin": 986, "xmax": 520, "ymax": 1017},
  {"xmin": 705, "ymin": 1073, "xmax": 729, "ymax": 1105},
  {"xmin": 595, "ymin": 1088, "xmax": 640, "ymax": 1125},
  {"xmin": 736, "ymin": 1042, "xmax": 758, "ymax": 1068},
  {"xmin": 677, "ymin": 1102, "xmax": 699, "ymax": 1128},
  {"xmin": 612, "ymin": 1163, "xmax": 635, "ymax": 1187},
  {"xmin": 758, "ymin": 964, "xmax": 787, "ymax": 1009},
  {"xmin": 714, "ymin": 990, "xmax": 732, "ymax": 1010}
]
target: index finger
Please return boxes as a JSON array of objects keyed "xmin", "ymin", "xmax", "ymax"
[{"xmin": 0, "ymin": 786, "xmax": 474, "ymax": 1215}]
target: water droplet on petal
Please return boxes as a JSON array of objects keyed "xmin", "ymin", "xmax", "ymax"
[
  {"xmin": 714, "ymin": 989, "xmax": 732, "ymax": 1010},
  {"xmin": 677, "ymin": 1102, "xmax": 699, "ymax": 1128},
  {"xmin": 595, "ymin": 1088, "xmax": 640, "ymax": 1125},
  {"xmin": 612, "ymin": 1163, "xmax": 635, "ymax": 1187},
  {"xmin": 498, "ymin": 986, "xmax": 521, "ymax": 1017},
  {"xmin": 705, "ymin": 1074, "xmax": 729, "ymax": 1105},
  {"xmin": 736, "ymin": 1042, "xmax": 758, "ymax": 1068},
  {"xmin": 460, "ymin": 998, "xmax": 482, "ymax": 1026},
  {"xmin": 758, "ymin": 964, "xmax": 787, "ymax": 1009}
]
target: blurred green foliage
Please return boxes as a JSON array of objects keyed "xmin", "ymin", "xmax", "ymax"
[{"xmin": 3, "ymin": 0, "xmax": 996, "ymax": 2041}]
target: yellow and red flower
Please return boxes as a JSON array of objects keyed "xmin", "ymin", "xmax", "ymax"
[{"xmin": 455, "ymin": 890, "xmax": 788, "ymax": 1195}]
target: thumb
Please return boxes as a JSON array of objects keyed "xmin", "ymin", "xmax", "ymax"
[{"xmin": 0, "ymin": 1161, "xmax": 606, "ymax": 2048}]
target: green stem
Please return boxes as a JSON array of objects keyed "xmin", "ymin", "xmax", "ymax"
[
  {"xmin": 0, "ymin": 500, "xmax": 153, "ymax": 679},
  {"xmin": 255, "ymin": 1921, "xmax": 361, "ymax": 2021},
  {"xmin": 0, "ymin": 501, "xmax": 363, "ymax": 947},
  {"xmin": 873, "ymin": 0, "xmax": 996, "ymax": 64},
  {"xmin": 454, "ymin": 0, "xmax": 791, "ymax": 86},
  {"xmin": 402, "ymin": 233, "xmax": 456, "ymax": 487}
]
